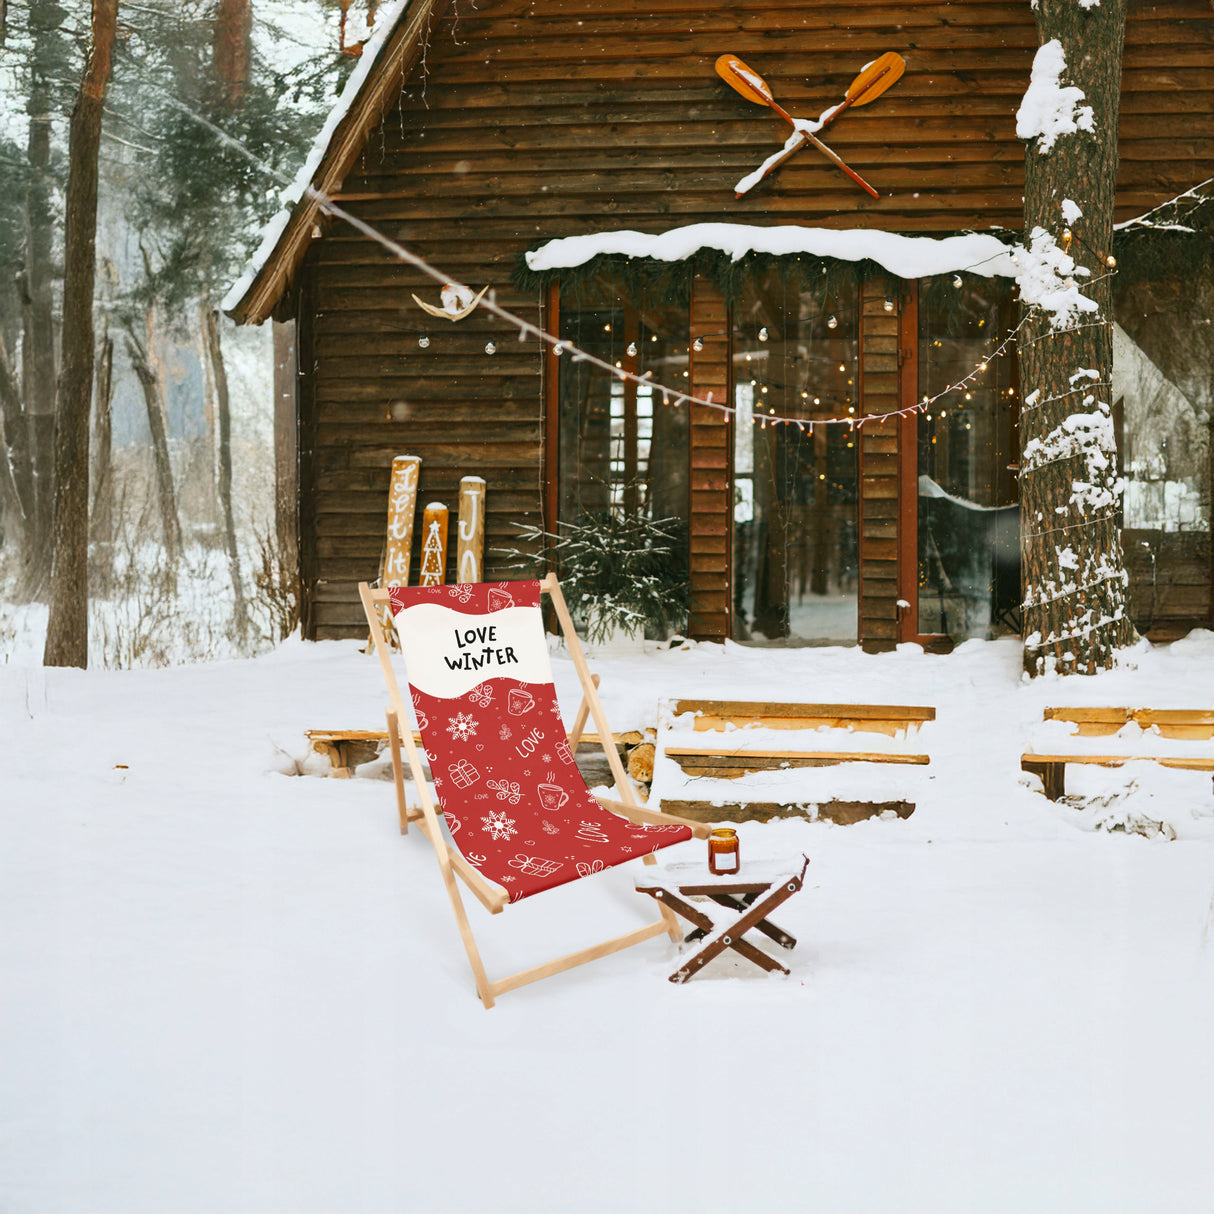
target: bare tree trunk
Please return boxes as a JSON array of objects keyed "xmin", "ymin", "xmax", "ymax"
[
  {"xmin": 21, "ymin": 45, "xmax": 57, "ymax": 597},
  {"xmin": 44, "ymin": 0, "xmax": 117, "ymax": 668},
  {"xmin": 0, "ymin": 338, "xmax": 24, "ymax": 551},
  {"xmin": 194, "ymin": 306, "xmax": 219, "ymax": 525},
  {"xmin": 1017, "ymin": 0, "xmax": 1136, "ymax": 676},
  {"xmin": 213, "ymin": 0, "xmax": 252, "ymax": 106},
  {"xmin": 0, "ymin": 334, "xmax": 31, "ymax": 544},
  {"xmin": 90, "ymin": 332, "xmax": 114, "ymax": 544},
  {"xmin": 202, "ymin": 308, "xmax": 249, "ymax": 644},
  {"xmin": 126, "ymin": 322, "xmax": 182, "ymax": 567}
]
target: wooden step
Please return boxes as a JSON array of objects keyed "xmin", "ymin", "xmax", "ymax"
[
  {"xmin": 660, "ymin": 799, "xmax": 915, "ymax": 825},
  {"xmin": 666, "ymin": 748, "xmax": 930, "ymax": 779},
  {"xmin": 1044, "ymin": 707, "xmax": 1214, "ymax": 739},
  {"xmin": 668, "ymin": 699, "xmax": 935, "ymax": 737}
]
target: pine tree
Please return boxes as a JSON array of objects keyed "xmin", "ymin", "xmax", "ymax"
[{"xmin": 44, "ymin": 0, "xmax": 118, "ymax": 667}]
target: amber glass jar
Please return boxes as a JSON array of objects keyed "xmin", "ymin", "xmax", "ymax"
[{"xmin": 708, "ymin": 827, "xmax": 740, "ymax": 875}]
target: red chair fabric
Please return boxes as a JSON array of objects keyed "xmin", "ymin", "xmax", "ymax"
[{"xmin": 389, "ymin": 580, "xmax": 691, "ymax": 901}]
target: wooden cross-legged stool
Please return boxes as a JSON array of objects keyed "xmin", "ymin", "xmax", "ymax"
[{"xmin": 635, "ymin": 857, "xmax": 810, "ymax": 983}]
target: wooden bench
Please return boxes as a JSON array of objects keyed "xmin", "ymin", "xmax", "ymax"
[
  {"xmin": 657, "ymin": 700, "xmax": 934, "ymax": 824},
  {"xmin": 1021, "ymin": 707, "xmax": 1214, "ymax": 801},
  {"xmin": 305, "ymin": 728, "xmax": 647, "ymax": 779}
]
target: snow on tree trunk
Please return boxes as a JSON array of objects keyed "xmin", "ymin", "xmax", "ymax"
[
  {"xmin": 44, "ymin": 0, "xmax": 117, "ymax": 669},
  {"xmin": 1015, "ymin": 0, "xmax": 1136, "ymax": 677}
]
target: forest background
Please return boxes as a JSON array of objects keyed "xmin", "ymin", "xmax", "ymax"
[{"xmin": 0, "ymin": 0, "xmax": 371, "ymax": 666}]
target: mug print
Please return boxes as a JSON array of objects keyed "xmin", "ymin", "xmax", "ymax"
[{"xmin": 486, "ymin": 586, "xmax": 515, "ymax": 613}]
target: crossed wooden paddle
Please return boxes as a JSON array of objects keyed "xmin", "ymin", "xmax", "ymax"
[{"xmin": 717, "ymin": 52, "xmax": 905, "ymax": 199}]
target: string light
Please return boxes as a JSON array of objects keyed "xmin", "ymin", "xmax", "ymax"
[
  {"xmin": 417, "ymin": 335, "xmax": 430, "ymax": 348},
  {"xmin": 758, "ymin": 327, "xmax": 768, "ymax": 342},
  {"xmin": 626, "ymin": 341, "xmax": 638, "ymax": 357},
  {"xmin": 826, "ymin": 314, "xmax": 838, "ymax": 329},
  {"xmin": 273, "ymin": 179, "xmax": 1059, "ymax": 432}
]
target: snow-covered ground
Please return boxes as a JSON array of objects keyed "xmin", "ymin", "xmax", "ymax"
[{"xmin": 3, "ymin": 632, "xmax": 1214, "ymax": 1213}]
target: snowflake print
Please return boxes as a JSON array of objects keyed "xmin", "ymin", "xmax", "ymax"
[
  {"xmin": 469, "ymin": 684, "xmax": 494, "ymax": 708},
  {"xmin": 447, "ymin": 712, "xmax": 478, "ymax": 742},
  {"xmin": 481, "ymin": 810, "xmax": 518, "ymax": 841}
]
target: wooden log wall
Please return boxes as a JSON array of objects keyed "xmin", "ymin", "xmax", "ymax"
[
  {"xmin": 290, "ymin": 0, "xmax": 1213, "ymax": 637},
  {"xmin": 858, "ymin": 275, "xmax": 904, "ymax": 652},
  {"xmin": 688, "ymin": 277, "xmax": 731, "ymax": 640}
]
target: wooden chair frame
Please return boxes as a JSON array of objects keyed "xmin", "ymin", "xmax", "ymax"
[{"xmin": 359, "ymin": 574, "xmax": 709, "ymax": 1008}]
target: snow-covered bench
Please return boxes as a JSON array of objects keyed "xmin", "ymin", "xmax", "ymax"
[
  {"xmin": 304, "ymin": 727, "xmax": 646, "ymax": 778},
  {"xmin": 653, "ymin": 699, "xmax": 934, "ymax": 824},
  {"xmin": 1021, "ymin": 707, "xmax": 1214, "ymax": 801}
]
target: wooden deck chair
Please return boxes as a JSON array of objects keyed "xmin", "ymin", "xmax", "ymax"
[{"xmin": 359, "ymin": 575, "xmax": 710, "ymax": 1008}]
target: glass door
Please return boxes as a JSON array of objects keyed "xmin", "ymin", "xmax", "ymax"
[{"xmin": 731, "ymin": 268, "xmax": 860, "ymax": 645}]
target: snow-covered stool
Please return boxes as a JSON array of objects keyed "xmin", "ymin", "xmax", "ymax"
[{"xmin": 635, "ymin": 857, "xmax": 809, "ymax": 984}]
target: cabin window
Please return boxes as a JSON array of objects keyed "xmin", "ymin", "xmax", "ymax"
[
  {"xmin": 916, "ymin": 277, "xmax": 1021, "ymax": 641},
  {"xmin": 555, "ymin": 280, "xmax": 691, "ymax": 606},
  {"xmin": 1113, "ymin": 237, "xmax": 1213, "ymax": 634},
  {"xmin": 730, "ymin": 267, "xmax": 861, "ymax": 644}
]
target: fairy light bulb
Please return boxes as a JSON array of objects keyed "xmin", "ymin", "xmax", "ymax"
[
  {"xmin": 1106, "ymin": 255, "xmax": 1117, "ymax": 268},
  {"xmin": 552, "ymin": 342, "xmax": 564, "ymax": 357},
  {"xmin": 603, "ymin": 323, "xmax": 612, "ymax": 332},
  {"xmin": 692, "ymin": 337, "xmax": 703, "ymax": 352},
  {"xmin": 626, "ymin": 341, "xmax": 638, "ymax": 357},
  {"xmin": 1061, "ymin": 227, "xmax": 1073, "ymax": 247},
  {"xmin": 758, "ymin": 327, "xmax": 768, "ymax": 342},
  {"xmin": 952, "ymin": 275, "xmax": 963, "ymax": 289},
  {"xmin": 485, "ymin": 341, "xmax": 496, "ymax": 355},
  {"xmin": 883, "ymin": 298, "xmax": 895, "ymax": 312},
  {"xmin": 418, "ymin": 335, "xmax": 430, "ymax": 348},
  {"xmin": 827, "ymin": 314, "xmax": 838, "ymax": 329}
]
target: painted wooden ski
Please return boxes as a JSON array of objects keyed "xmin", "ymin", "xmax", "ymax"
[
  {"xmin": 456, "ymin": 475, "xmax": 486, "ymax": 584},
  {"xmin": 419, "ymin": 502, "xmax": 449, "ymax": 586}
]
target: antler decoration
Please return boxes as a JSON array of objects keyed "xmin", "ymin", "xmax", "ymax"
[{"xmin": 411, "ymin": 283, "xmax": 490, "ymax": 321}]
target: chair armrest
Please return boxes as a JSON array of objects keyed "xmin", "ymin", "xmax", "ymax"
[{"xmin": 595, "ymin": 795, "xmax": 712, "ymax": 839}]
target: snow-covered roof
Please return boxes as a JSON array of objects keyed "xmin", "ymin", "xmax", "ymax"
[{"xmin": 223, "ymin": 0, "xmax": 432, "ymax": 325}]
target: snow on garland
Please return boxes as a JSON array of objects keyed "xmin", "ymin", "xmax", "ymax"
[{"xmin": 524, "ymin": 223, "xmax": 1020, "ymax": 282}]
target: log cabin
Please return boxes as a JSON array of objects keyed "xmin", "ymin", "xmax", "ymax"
[{"xmin": 225, "ymin": 0, "xmax": 1214, "ymax": 648}]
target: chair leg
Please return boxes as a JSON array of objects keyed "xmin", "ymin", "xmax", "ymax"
[{"xmin": 385, "ymin": 708, "xmax": 409, "ymax": 834}]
